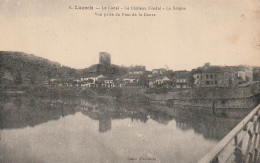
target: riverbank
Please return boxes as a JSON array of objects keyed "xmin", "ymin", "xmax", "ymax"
[
  {"xmin": 0, "ymin": 85, "xmax": 150, "ymax": 106},
  {"xmin": 2, "ymin": 83, "xmax": 259, "ymax": 116},
  {"xmin": 145, "ymin": 82, "xmax": 260, "ymax": 110}
]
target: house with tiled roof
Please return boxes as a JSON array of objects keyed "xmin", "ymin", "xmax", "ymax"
[
  {"xmin": 148, "ymin": 75, "xmax": 171, "ymax": 88},
  {"xmin": 95, "ymin": 76, "xmax": 117, "ymax": 87},
  {"xmin": 120, "ymin": 74, "xmax": 141, "ymax": 83},
  {"xmin": 152, "ymin": 68, "xmax": 167, "ymax": 75},
  {"xmin": 171, "ymin": 70, "xmax": 190, "ymax": 88},
  {"xmin": 192, "ymin": 63, "xmax": 254, "ymax": 87}
]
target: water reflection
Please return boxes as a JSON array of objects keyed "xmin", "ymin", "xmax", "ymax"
[
  {"xmin": 0, "ymin": 97, "xmax": 242, "ymax": 138},
  {"xmin": 0, "ymin": 97, "xmax": 76, "ymax": 130},
  {"xmin": 172, "ymin": 109, "xmax": 241, "ymax": 140},
  {"xmin": 0, "ymin": 97, "xmax": 244, "ymax": 162},
  {"xmin": 149, "ymin": 110, "xmax": 174, "ymax": 125},
  {"xmin": 99, "ymin": 117, "xmax": 112, "ymax": 133}
]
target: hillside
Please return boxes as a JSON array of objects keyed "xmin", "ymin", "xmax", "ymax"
[
  {"xmin": 0, "ymin": 51, "xmax": 81, "ymax": 85},
  {"xmin": 81, "ymin": 64, "xmax": 129, "ymax": 77},
  {"xmin": 0, "ymin": 51, "xmax": 134, "ymax": 87}
]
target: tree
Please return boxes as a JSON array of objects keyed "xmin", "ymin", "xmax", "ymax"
[
  {"xmin": 29, "ymin": 75, "xmax": 36, "ymax": 85},
  {"xmin": 187, "ymin": 73, "xmax": 195, "ymax": 87},
  {"xmin": 0, "ymin": 71, "xmax": 3, "ymax": 85},
  {"xmin": 87, "ymin": 79, "xmax": 94, "ymax": 83},
  {"xmin": 14, "ymin": 71, "xmax": 23, "ymax": 85},
  {"xmin": 47, "ymin": 70, "xmax": 53, "ymax": 81},
  {"xmin": 138, "ymin": 75, "xmax": 148, "ymax": 87}
]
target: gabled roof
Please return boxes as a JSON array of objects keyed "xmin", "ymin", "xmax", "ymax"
[
  {"xmin": 104, "ymin": 77, "xmax": 115, "ymax": 80},
  {"xmin": 152, "ymin": 68, "xmax": 167, "ymax": 72},
  {"xmin": 2, "ymin": 71, "xmax": 13, "ymax": 81},
  {"xmin": 156, "ymin": 76, "xmax": 170, "ymax": 80},
  {"xmin": 120, "ymin": 73, "xmax": 142, "ymax": 79},
  {"xmin": 172, "ymin": 70, "xmax": 189, "ymax": 78},
  {"xmin": 192, "ymin": 65, "xmax": 251, "ymax": 74},
  {"xmin": 192, "ymin": 65, "xmax": 225, "ymax": 74},
  {"xmin": 148, "ymin": 75, "xmax": 170, "ymax": 81},
  {"xmin": 86, "ymin": 74, "xmax": 104, "ymax": 78}
]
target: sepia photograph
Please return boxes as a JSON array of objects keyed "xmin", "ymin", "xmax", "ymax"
[{"xmin": 0, "ymin": 0, "xmax": 260, "ymax": 162}]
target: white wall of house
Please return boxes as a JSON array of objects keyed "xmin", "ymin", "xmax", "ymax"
[
  {"xmin": 123, "ymin": 78, "xmax": 136, "ymax": 83},
  {"xmin": 104, "ymin": 80, "xmax": 114, "ymax": 84}
]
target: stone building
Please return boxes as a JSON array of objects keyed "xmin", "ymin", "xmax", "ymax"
[
  {"xmin": 99, "ymin": 52, "xmax": 111, "ymax": 66},
  {"xmin": 253, "ymin": 67, "xmax": 260, "ymax": 87},
  {"xmin": 253, "ymin": 67, "xmax": 260, "ymax": 81},
  {"xmin": 193, "ymin": 67, "xmax": 230, "ymax": 87},
  {"xmin": 192, "ymin": 63, "xmax": 254, "ymax": 87},
  {"xmin": 172, "ymin": 71, "xmax": 190, "ymax": 88}
]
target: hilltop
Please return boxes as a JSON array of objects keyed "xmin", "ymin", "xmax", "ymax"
[
  {"xmin": 0, "ymin": 51, "xmax": 81, "ymax": 85},
  {"xmin": 0, "ymin": 51, "xmax": 133, "ymax": 86},
  {"xmin": 81, "ymin": 64, "xmax": 128, "ymax": 77}
]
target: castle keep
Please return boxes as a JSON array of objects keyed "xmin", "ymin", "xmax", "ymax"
[{"xmin": 99, "ymin": 52, "xmax": 111, "ymax": 66}]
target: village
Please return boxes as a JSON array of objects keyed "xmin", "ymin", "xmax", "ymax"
[{"xmin": 46, "ymin": 52, "xmax": 260, "ymax": 89}]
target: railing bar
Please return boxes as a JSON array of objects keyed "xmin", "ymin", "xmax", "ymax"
[
  {"xmin": 234, "ymin": 135, "xmax": 238, "ymax": 146},
  {"xmin": 244, "ymin": 122, "xmax": 258, "ymax": 161},
  {"xmin": 221, "ymin": 131, "xmax": 257, "ymax": 163},
  {"xmin": 236, "ymin": 122, "xmax": 257, "ymax": 149},
  {"xmin": 212, "ymin": 124, "xmax": 253, "ymax": 162},
  {"xmin": 258, "ymin": 133, "xmax": 260, "ymax": 150},
  {"xmin": 244, "ymin": 133, "xmax": 253, "ymax": 161},
  {"xmin": 248, "ymin": 133, "xmax": 258, "ymax": 162},
  {"xmin": 218, "ymin": 144, "xmax": 236, "ymax": 162},
  {"xmin": 248, "ymin": 152, "xmax": 253, "ymax": 163},
  {"xmin": 234, "ymin": 146, "xmax": 244, "ymax": 163},
  {"xmin": 255, "ymin": 122, "xmax": 260, "ymax": 162},
  {"xmin": 237, "ymin": 130, "xmax": 248, "ymax": 146},
  {"xmin": 254, "ymin": 115, "xmax": 260, "ymax": 123},
  {"xmin": 243, "ymin": 116, "xmax": 260, "ymax": 162},
  {"xmin": 225, "ymin": 150, "xmax": 236, "ymax": 163},
  {"xmin": 253, "ymin": 149, "xmax": 259, "ymax": 163},
  {"xmin": 199, "ymin": 104, "xmax": 260, "ymax": 163},
  {"xmin": 252, "ymin": 118, "xmax": 260, "ymax": 162}
]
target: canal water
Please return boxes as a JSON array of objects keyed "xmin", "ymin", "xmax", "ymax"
[{"xmin": 0, "ymin": 97, "xmax": 243, "ymax": 163}]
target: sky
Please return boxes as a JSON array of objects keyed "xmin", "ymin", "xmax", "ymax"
[{"xmin": 0, "ymin": 0, "xmax": 259, "ymax": 70}]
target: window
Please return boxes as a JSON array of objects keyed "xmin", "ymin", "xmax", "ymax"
[
  {"xmin": 206, "ymin": 74, "xmax": 209, "ymax": 79},
  {"xmin": 210, "ymin": 74, "xmax": 213, "ymax": 79},
  {"xmin": 206, "ymin": 81, "xmax": 210, "ymax": 85},
  {"xmin": 215, "ymin": 80, "xmax": 217, "ymax": 85}
]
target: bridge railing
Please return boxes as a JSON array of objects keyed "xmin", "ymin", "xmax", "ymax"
[{"xmin": 198, "ymin": 104, "xmax": 260, "ymax": 163}]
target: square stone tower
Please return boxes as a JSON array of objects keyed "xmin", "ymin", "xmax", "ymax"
[{"xmin": 99, "ymin": 52, "xmax": 111, "ymax": 66}]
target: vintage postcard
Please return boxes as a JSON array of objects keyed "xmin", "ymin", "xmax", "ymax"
[{"xmin": 0, "ymin": 0, "xmax": 260, "ymax": 162}]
